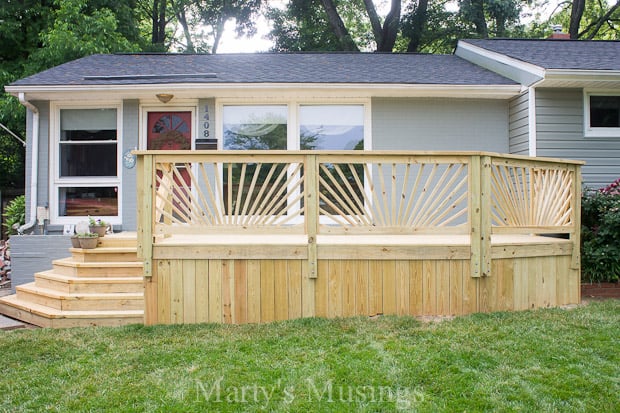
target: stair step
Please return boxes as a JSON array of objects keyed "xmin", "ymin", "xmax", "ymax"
[
  {"xmin": 0, "ymin": 294, "xmax": 143, "ymax": 328},
  {"xmin": 35, "ymin": 271, "xmax": 144, "ymax": 294},
  {"xmin": 97, "ymin": 234, "xmax": 138, "ymax": 248},
  {"xmin": 70, "ymin": 247, "xmax": 138, "ymax": 263},
  {"xmin": 16, "ymin": 284, "xmax": 143, "ymax": 312},
  {"xmin": 52, "ymin": 257, "xmax": 143, "ymax": 277}
]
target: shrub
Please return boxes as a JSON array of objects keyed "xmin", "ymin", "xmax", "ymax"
[
  {"xmin": 2, "ymin": 195, "xmax": 25, "ymax": 236},
  {"xmin": 581, "ymin": 180, "xmax": 620, "ymax": 283}
]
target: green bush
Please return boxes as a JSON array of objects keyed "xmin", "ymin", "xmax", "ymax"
[
  {"xmin": 581, "ymin": 179, "xmax": 620, "ymax": 283},
  {"xmin": 2, "ymin": 195, "xmax": 25, "ymax": 236}
]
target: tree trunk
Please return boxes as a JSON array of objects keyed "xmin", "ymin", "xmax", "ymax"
[
  {"xmin": 406, "ymin": 0, "xmax": 429, "ymax": 52},
  {"xmin": 469, "ymin": 0, "xmax": 488, "ymax": 38},
  {"xmin": 582, "ymin": 0, "xmax": 620, "ymax": 39},
  {"xmin": 569, "ymin": 0, "xmax": 586, "ymax": 39},
  {"xmin": 211, "ymin": 16, "xmax": 227, "ymax": 54},
  {"xmin": 320, "ymin": 0, "xmax": 359, "ymax": 51},
  {"xmin": 171, "ymin": 0, "xmax": 194, "ymax": 52},
  {"xmin": 363, "ymin": 0, "xmax": 401, "ymax": 52}
]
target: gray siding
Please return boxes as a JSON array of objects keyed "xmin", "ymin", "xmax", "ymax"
[
  {"xmin": 121, "ymin": 100, "xmax": 139, "ymax": 231},
  {"xmin": 536, "ymin": 88, "xmax": 620, "ymax": 189},
  {"xmin": 371, "ymin": 98, "xmax": 509, "ymax": 152},
  {"xmin": 24, "ymin": 102, "xmax": 51, "ymax": 233},
  {"xmin": 9, "ymin": 235, "xmax": 71, "ymax": 290},
  {"xmin": 509, "ymin": 91, "xmax": 530, "ymax": 155}
]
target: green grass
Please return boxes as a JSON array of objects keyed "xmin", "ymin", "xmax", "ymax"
[{"xmin": 1, "ymin": 300, "xmax": 619, "ymax": 412}]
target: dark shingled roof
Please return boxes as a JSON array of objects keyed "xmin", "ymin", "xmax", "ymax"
[
  {"xmin": 464, "ymin": 39, "xmax": 620, "ymax": 71},
  {"xmin": 10, "ymin": 53, "xmax": 516, "ymax": 87}
]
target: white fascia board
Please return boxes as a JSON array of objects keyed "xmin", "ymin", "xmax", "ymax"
[
  {"xmin": 6, "ymin": 82, "xmax": 522, "ymax": 101},
  {"xmin": 456, "ymin": 41, "xmax": 546, "ymax": 80},
  {"xmin": 540, "ymin": 69, "xmax": 620, "ymax": 85}
]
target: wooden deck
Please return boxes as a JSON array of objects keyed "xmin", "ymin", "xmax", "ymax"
[{"xmin": 136, "ymin": 150, "xmax": 583, "ymax": 325}]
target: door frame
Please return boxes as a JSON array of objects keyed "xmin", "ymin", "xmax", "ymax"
[{"xmin": 140, "ymin": 104, "xmax": 198, "ymax": 151}]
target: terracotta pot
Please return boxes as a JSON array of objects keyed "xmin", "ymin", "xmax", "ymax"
[
  {"xmin": 78, "ymin": 236, "xmax": 99, "ymax": 249},
  {"xmin": 89, "ymin": 225, "xmax": 107, "ymax": 237}
]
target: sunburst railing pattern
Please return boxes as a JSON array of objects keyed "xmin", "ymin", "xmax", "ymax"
[
  {"xmin": 316, "ymin": 157, "xmax": 469, "ymax": 234},
  {"xmin": 491, "ymin": 160, "xmax": 575, "ymax": 232}
]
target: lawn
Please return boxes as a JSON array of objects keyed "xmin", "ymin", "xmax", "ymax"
[{"xmin": 1, "ymin": 300, "xmax": 618, "ymax": 412}]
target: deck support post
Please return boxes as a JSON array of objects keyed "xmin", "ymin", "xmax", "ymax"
[
  {"xmin": 570, "ymin": 164, "xmax": 582, "ymax": 271},
  {"xmin": 305, "ymin": 154, "xmax": 319, "ymax": 279},
  {"xmin": 470, "ymin": 155, "xmax": 492, "ymax": 277},
  {"xmin": 137, "ymin": 154, "xmax": 154, "ymax": 278}
]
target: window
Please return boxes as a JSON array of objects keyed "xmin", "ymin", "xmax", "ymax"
[
  {"xmin": 60, "ymin": 109, "xmax": 117, "ymax": 176},
  {"xmin": 53, "ymin": 106, "xmax": 121, "ymax": 223},
  {"xmin": 223, "ymin": 105, "xmax": 287, "ymax": 150},
  {"xmin": 299, "ymin": 105, "xmax": 364, "ymax": 150},
  {"xmin": 585, "ymin": 93, "xmax": 620, "ymax": 137}
]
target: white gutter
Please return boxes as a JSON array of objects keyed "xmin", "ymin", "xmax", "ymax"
[{"xmin": 17, "ymin": 92, "xmax": 39, "ymax": 235}]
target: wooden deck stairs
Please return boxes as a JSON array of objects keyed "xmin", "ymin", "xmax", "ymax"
[{"xmin": 0, "ymin": 234, "xmax": 144, "ymax": 328}]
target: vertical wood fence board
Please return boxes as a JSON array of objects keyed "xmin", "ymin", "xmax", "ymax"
[
  {"xmin": 246, "ymin": 260, "xmax": 262, "ymax": 324},
  {"xmin": 274, "ymin": 260, "xmax": 289, "ymax": 321},
  {"xmin": 301, "ymin": 260, "xmax": 316, "ymax": 318},
  {"xmin": 195, "ymin": 260, "xmax": 209, "ymax": 324},
  {"xmin": 221, "ymin": 260, "xmax": 233, "ymax": 324},
  {"xmin": 409, "ymin": 261, "xmax": 424, "ymax": 316},
  {"xmin": 208, "ymin": 260, "xmax": 223, "ymax": 324},
  {"xmin": 342, "ymin": 260, "xmax": 356, "ymax": 318},
  {"xmin": 422, "ymin": 261, "xmax": 437, "ymax": 315},
  {"xmin": 288, "ymin": 260, "xmax": 302, "ymax": 320},
  {"xmin": 157, "ymin": 259, "xmax": 171, "ymax": 324},
  {"xmin": 396, "ymin": 260, "xmax": 410, "ymax": 316},
  {"xmin": 462, "ymin": 261, "xmax": 478, "ymax": 314},
  {"xmin": 449, "ymin": 260, "xmax": 463, "ymax": 316},
  {"xmin": 144, "ymin": 264, "xmax": 158, "ymax": 325},
  {"xmin": 234, "ymin": 260, "xmax": 248, "ymax": 324},
  {"xmin": 315, "ymin": 260, "xmax": 329, "ymax": 317},
  {"xmin": 182, "ymin": 260, "xmax": 197, "ymax": 324},
  {"xmin": 436, "ymin": 260, "xmax": 451, "ymax": 315},
  {"xmin": 327, "ymin": 260, "xmax": 343, "ymax": 318},
  {"xmin": 382, "ymin": 261, "xmax": 397, "ymax": 315},
  {"xmin": 369, "ymin": 261, "xmax": 384, "ymax": 316},
  {"xmin": 527, "ymin": 258, "xmax": 538, "ymax": 310},
  {"xmin": 355, "ymin": 260, "xmax": 369, "ymax": 316},
  {"xmin": 260, "ymin": 260, "xmax": 275, "ymax": 323},
  {"xmin": 170, "ymin": 260, "xmax": 184, "ymax": 324}
]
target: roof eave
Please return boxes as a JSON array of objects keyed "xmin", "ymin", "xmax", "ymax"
[
  {"xmin": 5, "ymin": 82, "xmax": 522, "ymax": 101},
  {"xmin": 537, "ymin": 69, "xmax": 620, "ymax": 88}
]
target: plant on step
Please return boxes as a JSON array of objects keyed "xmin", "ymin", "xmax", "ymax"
[
  {"xmin": 2, "ymin": 195, "xmax": 25, "ymax": 236},
  {"xmin": 77, "ymin": 232, "xmax": 99, "ymax": 238},
  {"xmin": 581, "ymin": 179, "xmax": 620, "ymax": 283},
  {"xmin": 88, "ymin": 216, "xmax": 107, "ymax": 227}
]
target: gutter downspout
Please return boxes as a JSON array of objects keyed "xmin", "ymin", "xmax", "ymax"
[
  {"xmin": 527, "ymin": 77, "xmax": 546, "ymax": 158},
  {"xmin": 17, "ymin": 93, "xmax": 39, "ymax": 235}
]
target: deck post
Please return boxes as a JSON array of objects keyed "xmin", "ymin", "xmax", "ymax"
[
  {"xmin": 469, "ymin": 155, "xmax": 492, "ymax": 277},
  {"xmin": 305, "ymin": 154, "xmax": 319, "ymax": 279},
  {"xmin": 570, "ymin": 164, "xmax": 582, "ymax": 270},
  {"xmin": 137, "ymin": 154, "xmax": 154, "ymax": 278}
]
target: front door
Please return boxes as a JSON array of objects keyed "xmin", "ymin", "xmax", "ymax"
[{"xmin": 147, "ymin": 111, "xmax": 193, "ymax": 219}]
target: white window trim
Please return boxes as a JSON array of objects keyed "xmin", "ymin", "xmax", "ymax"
[
  {"xmin": 584, "ymin": 90, "xmax": 620, "ymax": 138},
  {"xmin": 50, "ymin": 102, "xmax": 123, "ymax": 225}
]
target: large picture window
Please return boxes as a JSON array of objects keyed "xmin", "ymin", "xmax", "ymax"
[
  {"xmin": 53, "ymin": 106, "xmax": 121, "ymax": 223},
  {"xmin": 223, "ymin": 105, "xmax": 287, "ymax": 150},
  {"xmin": 585, "ymin": 93, "xmax": 620, "ymax": 137},
  {"xmin": 299, "ymin": 105, "xmax": 364, "ymax": 150}
]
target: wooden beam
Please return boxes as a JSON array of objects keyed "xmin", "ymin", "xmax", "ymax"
[{"xmin": 305, "ymin": 155, "xmax": 319, "ymax": 279}]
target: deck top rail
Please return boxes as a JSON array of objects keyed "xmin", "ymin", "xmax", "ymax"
[{"xmin": 135, "ymin": 150, "xmax": 583, "ymax": 278}]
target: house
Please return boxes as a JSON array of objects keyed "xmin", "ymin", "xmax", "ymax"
[{"xmin": 0, "ymin": 38, "xmax": 616, "ymax": 326}]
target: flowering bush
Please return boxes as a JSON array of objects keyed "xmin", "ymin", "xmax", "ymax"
[{"xmin": 581, "ymin": 180, "xmax": 620, "ymax": 283}]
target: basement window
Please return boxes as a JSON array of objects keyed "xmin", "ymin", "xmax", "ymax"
[{"xmin": 585, "ymin": 93, "xmax": 620, "ymax": 137}]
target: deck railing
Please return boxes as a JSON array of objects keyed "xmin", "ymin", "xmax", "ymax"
[{"xmin": 136, "ymin": 151, "xmax": 582, "ymax": 278}]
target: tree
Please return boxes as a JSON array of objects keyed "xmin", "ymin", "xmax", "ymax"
[{"xmin": 550, "ymin": 0, "xmax": 620, "ymax": 39}]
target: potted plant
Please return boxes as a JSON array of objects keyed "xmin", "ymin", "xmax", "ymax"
[
  {"xmin": 88, "ymin": 217, "xmax": 108, "ymax": 237},
  {"xmin": 77, "ymin": 232, "xmax": 99, "ymax": 249},
  {"xmin": 70, "ymin": 234, "xmax": 81, "ymax": 248}
]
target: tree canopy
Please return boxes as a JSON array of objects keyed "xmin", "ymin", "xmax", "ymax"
[{"xmin": 1, "ymin": 0, "xmax": 618, "ymax": 191}]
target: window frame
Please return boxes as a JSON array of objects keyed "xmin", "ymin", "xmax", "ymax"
[
  {"xmin": 584, "ymin": 90, "xmax": 620, "ymax": 138},
  {"xmin": 50, "ymin": 102, "xmax": 123, "ymax": 225},
  {"xmin": 216, "ymin": 99, "xmax": 372, "ymax": 150}
]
